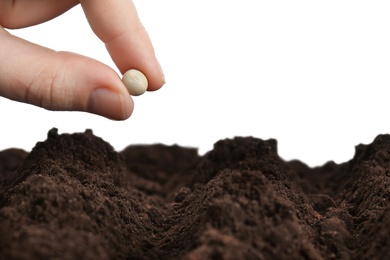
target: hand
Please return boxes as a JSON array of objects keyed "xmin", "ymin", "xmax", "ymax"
[{"xmin": 0, "ymin": 0, "xmax": 165, "ymax": 120}]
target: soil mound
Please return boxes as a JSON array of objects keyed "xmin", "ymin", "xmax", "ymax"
[{"xmin": 0, "ymin": 128, "xmax": 389, "ymax": 259}]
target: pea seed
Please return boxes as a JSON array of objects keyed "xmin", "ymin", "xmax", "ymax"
[{"xmin": 122, "ymin": 69, "xmax": 148, "ymax": 96}]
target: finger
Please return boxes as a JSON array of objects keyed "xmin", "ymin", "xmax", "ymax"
[
  {"xmin": 0, "ymin": 28, "xmax": 133, "ymax": 120},
  {"xmin": 0, "ymin": 0, "xmax": 79, "ymax": 28},
  {"xmin": 80, "ymin": 0, "xmax": 165, "ymax": 91}
]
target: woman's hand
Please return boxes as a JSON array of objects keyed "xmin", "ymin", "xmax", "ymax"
[{"xmin": 0, "ymin": 0, "xmax": 165, "ymax": 120}]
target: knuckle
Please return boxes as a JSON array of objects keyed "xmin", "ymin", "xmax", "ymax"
[{"xmin": 26, "ymin": 60, "xmax": 67, "ymax": 111}]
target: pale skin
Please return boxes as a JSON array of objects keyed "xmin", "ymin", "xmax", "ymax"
[{"xmin": 0, "ymin": 0, "xmax": 165, "ymax": 120}]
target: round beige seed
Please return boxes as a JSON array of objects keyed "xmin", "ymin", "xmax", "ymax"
[{"xmin": 122, "ymin": 69, "xmax": 148, "ymax": 96}]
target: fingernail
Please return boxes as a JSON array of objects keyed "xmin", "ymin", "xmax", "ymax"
[{"xmin": 88, "ymin": 88, "xmax": 131, "ymax": 120}]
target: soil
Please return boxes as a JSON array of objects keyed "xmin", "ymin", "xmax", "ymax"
[{"xmin": 0, "ymin": 128, "xmax": 389, "ymax": 259}]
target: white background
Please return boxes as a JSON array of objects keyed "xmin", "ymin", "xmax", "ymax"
[{"xmin": 1, "ymin": 0, "xmax": 390, "ymax": 167}]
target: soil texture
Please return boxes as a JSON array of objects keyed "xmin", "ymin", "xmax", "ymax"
[{"xmin": 0, "ymin": 128, "xmax": 389, "ymax": 259}]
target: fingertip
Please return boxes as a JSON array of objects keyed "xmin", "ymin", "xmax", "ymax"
[
  {"xmin": 147, "ymin": 59, "xmax": 166, "ymax": 92},
  {"xmin": 134, "ymin": 60, "xmax": 165, "ymax": 92},
  {"xmin": 84, "ymin": 67, "xmax": 134, "ymax": 120},
  {"xmin": 104, "ymin": 28, "xmax": 165, "ymax": 92},
  {"xmin": 88, "ymin": 87, "xmax": 134, "ymax": 120}
]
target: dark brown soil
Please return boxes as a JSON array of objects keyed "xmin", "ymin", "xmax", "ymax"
[{"xmin": 0, "ymin": 128, "xmax": 389, "ymax": 259}]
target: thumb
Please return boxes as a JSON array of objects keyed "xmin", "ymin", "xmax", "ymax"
[{"xmin": 0, "ymin": 30, "xmax": 133, "ymax": 120}]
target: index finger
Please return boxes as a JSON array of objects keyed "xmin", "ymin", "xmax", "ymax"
[{"xmin": 80, "ymin": 0, "xmax": 164, "ymax": 91}]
